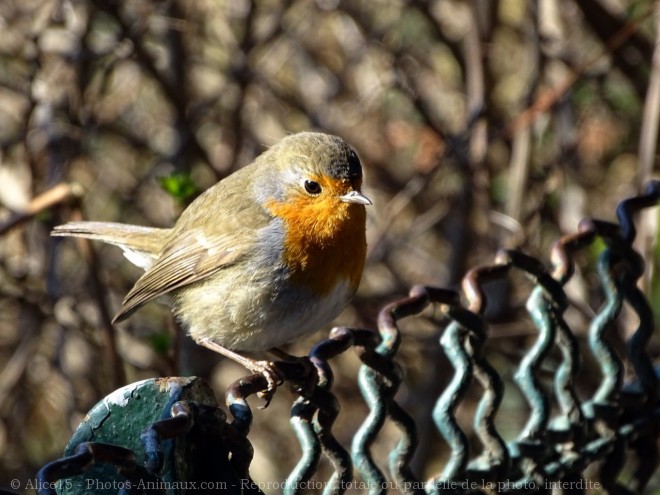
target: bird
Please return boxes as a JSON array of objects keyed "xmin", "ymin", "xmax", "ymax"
[{"xmin": 52, "ymin": 132, "xmax": 371, "ymax": 391}]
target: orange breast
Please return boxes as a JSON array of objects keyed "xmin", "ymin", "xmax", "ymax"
[{"xmin": 266, "ymin": 193, "xmax": 367, "ymax": 297}]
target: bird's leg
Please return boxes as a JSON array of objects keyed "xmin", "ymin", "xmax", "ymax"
[
  {"xmin": 269, "ymin": 347, "xmax": 300, "ymax": 362},
  {"xmin": 197, "ymin": 338, "xmax": 284, "ymax": 395}
]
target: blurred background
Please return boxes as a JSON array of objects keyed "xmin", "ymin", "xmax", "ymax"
[{"xmin": 0, "ymin": 0, "xmax": 659, "ymax": 491}]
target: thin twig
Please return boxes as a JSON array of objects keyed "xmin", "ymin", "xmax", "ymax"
[
  {"xmin": 63, "ymin": 207, "xmax": 127, "ymax": 390},
  {"xmin": 89, "ymin": 0, "xmax": 215, "ymax": 174},
  {"xmin": 635, "ymin": 1, "xmax": 660, "ymax": 293},
  {"xmin": 0, "ymin": 305, "xmax": 40, "ymax": 412},
  {"xmin": 505, "ymin": 3, "xmax": 542, "ymax": 223},
  {"xmin": 0, "ymin": 182, "xmax": 84, "ymax": 236},
  {"xmin": 638, "ymin": 3, "xmax": 660, "ymax": 186},
  {"xmin": 502, "ymin": 2, "xmax": 655, "ymax": 139}
]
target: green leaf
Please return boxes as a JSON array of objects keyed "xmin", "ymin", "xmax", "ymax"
[
  {"xmin": 159, "ymin": 172, "xmax": 199, "ymax": 204},
  {"xmin": 149, "ymin": 332, "xmax": 171, "ymax": 356}
]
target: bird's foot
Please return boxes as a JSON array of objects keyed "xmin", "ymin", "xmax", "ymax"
[{"xmin": 197, "ymin": 338, "xmax": 284, "ymax": 407}]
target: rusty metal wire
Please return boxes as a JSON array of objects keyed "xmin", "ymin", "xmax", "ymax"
[{"xmin": 35, "ymin": 182, "xmax": 660, "ymax": 494}]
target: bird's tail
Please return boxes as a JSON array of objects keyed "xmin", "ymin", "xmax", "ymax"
[{"xmin": 52, "ymin": 221, "xmax": 170, "ymax": 270}]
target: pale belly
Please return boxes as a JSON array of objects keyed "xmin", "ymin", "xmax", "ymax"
[{"xmin": 174, "ymin": 275, "xmax": 355, "ymax": 352}]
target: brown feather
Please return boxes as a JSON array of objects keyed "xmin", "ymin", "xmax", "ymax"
[{"xmin": 112, "ymin": 229, "xmax": 249, "ymax": 322}]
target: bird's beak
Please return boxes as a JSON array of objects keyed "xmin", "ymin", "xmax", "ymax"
[{"xmin": 339, "ymin": 190, "xmax": 372, "ymax": 205}]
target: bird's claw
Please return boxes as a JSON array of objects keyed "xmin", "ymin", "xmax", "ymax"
[{"xmin": 247, "ymin": 360, "xmax": 284, "ymax": 408}]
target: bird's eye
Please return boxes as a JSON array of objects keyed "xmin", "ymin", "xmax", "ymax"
[{"xmin": 303, "ymin": 180, "xmax": 322, "ymax": 195}]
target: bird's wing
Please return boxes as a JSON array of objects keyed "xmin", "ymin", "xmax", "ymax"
[
  {"xmin": 112, "ymin": 229, "xmax": 251, "ymax": 322},
  {"xmin": 112, "ymin": 160, "xmax": 273, "ymax": 323}
]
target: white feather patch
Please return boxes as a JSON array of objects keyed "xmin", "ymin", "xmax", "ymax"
[{"xmin": 122, "ymin": 247, "xmax": 155, "ymax": 270}]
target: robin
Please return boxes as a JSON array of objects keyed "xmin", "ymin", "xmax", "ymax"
[{"xmin": 53, "ymin": 132, "xmax": 371, "ymax": 391}]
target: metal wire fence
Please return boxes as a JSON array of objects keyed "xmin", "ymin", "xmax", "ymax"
[{"xmin": 36, "ymin": 183, "xmax": 660, "ymax": 495}]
